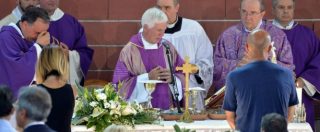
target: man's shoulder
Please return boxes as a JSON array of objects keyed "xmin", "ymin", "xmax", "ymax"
[
  {"xmin": 294, "ymin": 23, "xmax": 315, "ymax": 34},
  {"xmin": 181, "ymin": 18, "xmax": 201, "ymax": 27},
  {"xmin": 0, "ymin": 14, "xmax": 17, "ymax": 27},
  {"xmin": 220, "ymin": 23, "xmax": 242, "ymax": 37},
  {"xmin": 264, "ymin": 22, "xmax": 286, "ymax": 37},
  {"xmin": 24, "ymin": 124, "xmax": 56, "ymax": 132},
  {"xmin": 0, "ymin": 26, "xmax": 18, "ymax": 38}
]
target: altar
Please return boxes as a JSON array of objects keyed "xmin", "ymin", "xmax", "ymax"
[{"xmin": 72, "ymin": 120, "xmax": 313, "ymax": 132}]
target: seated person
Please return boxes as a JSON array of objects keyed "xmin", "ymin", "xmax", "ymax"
[
  {"xmin": 36, "ymin": 46, "xmax": 75, "ymax": 132},
  {"xmin": 15, "ymin": 86, "xmax": 55, "ymax": 132},
  {"xmin": 0, "ymin": 85, "xmax": 16, "ymax": 132},
  {"xmin": 112, "ymin": 7, "xmax": 185, "ymax": 110}
]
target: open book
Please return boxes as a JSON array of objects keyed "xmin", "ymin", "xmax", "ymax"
[{"xmin": 205, "ymin": 86, "xmax": 225, "ymax": 109}]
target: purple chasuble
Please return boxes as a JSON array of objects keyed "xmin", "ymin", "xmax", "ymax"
[
  {"xmin": 0, "ymin": 26, "xmax": 37, "ymax": 98},
  {"xmin": 213, "ymin": 20, "xmax": 294, "ymax": 90},
  {"xmin": 283, "ymin": 23, "xmax": 320, "ymax": 129},
  {"xmin": 48, "ymin": 14, "xmax": 93, "ymax": 77},
  {"xmin": 112, "ymin": 33, "xmax": 185, "ymax": 109}
]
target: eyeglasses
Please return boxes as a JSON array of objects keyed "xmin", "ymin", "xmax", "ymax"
[{"xmin": 240, "ymin": 9, "xmax": 262, "ymax": 17}]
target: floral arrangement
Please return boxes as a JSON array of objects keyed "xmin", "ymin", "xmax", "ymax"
[{"xmin": 72, "ymin": 83, "xmax": 159, "ymax": 132}]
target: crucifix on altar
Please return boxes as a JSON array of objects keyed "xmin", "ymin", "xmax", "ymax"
[{"xmin": 176, "ymin": 56, "xmax": 198, "ymax": 123}]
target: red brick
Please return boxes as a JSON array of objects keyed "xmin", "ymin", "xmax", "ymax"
[
  {"xmin": 83, "ymin": 22, "xmax": 140, "ymax": 45},
  {"xmin": 179, "ymin": 0, "xmax": 225, "ymax": 19},
  {"xmin": 106, "ymin": 47, "xmax": 122, "ymax": 69},
  {"xmin": 225, "ymin": 0, "xmax": 240, "ymax": 19},
  {"xmin": 87, "ymin": 71, "xmax": 114, "ymax": 82},
  {"xmin": 89, "ymin": 47, "xmax": 122, "ymax": 71},
  {"xmin": 313, "ymin": 22, "xmax": 320, "ymax": 38},
  {"xmin": 201, "ymin": 21, "xmax": 239, "ymax": 45},
  {"xmin": 0, "ymin": 1, "xmax": 16, "ymax": 18},
  {"xmin": 89, "ymin": 47, "xmax": 108, "ymax": 70},
  {"xmin": 225, "ymin": 0, "xmax": 273, "ymax": 19},
  {"xmin": 109, "ymin": 0, "xmax": 153, "ymax": 20},
  {"xmin": 60, "ymin": 0, "xmax": 108, "ymax": 20},
  {"xmin": 298, "ymin": 21, "xmax": 314, "ymax": 30},
  {"xmin": 295, "ymin": 0, "xmax": 320, "ymax": 19}
]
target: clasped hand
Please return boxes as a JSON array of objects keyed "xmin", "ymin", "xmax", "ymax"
[{"xmin": 148, "ymin": 66, "xmax": 172, "ymax": 83}]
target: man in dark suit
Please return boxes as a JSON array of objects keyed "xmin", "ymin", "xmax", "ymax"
[{"xmin": 15, "ymin": 86, "xmax": 55, "ymax": 132}]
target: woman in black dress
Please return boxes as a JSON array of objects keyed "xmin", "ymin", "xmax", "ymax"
[{"xmin": 36, "ymin": 46, "xmax": 75, "ymax": 132}]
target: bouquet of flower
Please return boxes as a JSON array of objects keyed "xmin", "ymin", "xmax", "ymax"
[{"xmin": 72, "ymin": 83, "xmax": 159, "ymax": 132}]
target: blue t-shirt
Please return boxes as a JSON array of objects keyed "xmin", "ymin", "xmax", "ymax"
[{"xmin": 223, "ymin": 61, "xmax": 298, "ymax": 132}]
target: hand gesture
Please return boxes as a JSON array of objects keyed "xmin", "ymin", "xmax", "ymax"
[
  {"xmin": 237, "ymin": 52, "xmax": 250, "ymax": 67},
  {"xmin": 296, "ymin": 78, "xmax": 305, "ymax": 88},
  {"xmin": 148, "ymin": 66, "xmax": 162, "ymax": 80},
  {"xmin": 159, "ymin": 68, "xmax": 172, "ymax": 83},
  {"xmin": 59, "ymin": 42, "xmax": 69, "ymax": 57},
  {"xmin": 36, "ymin": 31, "xmax": 50, "ymax": 46}
]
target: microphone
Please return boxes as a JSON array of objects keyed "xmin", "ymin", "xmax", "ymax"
[
  {"xmin": 161, "ymin": 39, "xmax": 170, "ymax": 50},
  {"xmin": 161, "ymin": 39, "xmax": 182, "ymax": 113}
]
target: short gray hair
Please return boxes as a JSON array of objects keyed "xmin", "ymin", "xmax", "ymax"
[
  {"xmin": 17, "ymin": 86, "xmax": 52, "ymax": 122},
  {"xmin": 241, "ymin": 0, "xmax": 266, "ymax": 12},
  {"xmin": 141, "ymin": 7, "xmax": 168, "ymax": 28},
  {"xmin": 272, "ymin": 0, "xmax": 295, "ymax": 8}
]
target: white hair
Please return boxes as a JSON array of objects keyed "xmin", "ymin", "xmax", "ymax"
[{"xmin": 141, "ymin": 7, "xmax": 168, "ymax": 28}]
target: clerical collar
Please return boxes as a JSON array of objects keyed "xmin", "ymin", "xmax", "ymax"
[
  {"xmin": 50, "ymin": 8, "xmax": 64, "ymax": 21},
  {"xmin": 167, "ymin": 16, "xmax": 179, "ymax": 28},
  {"xmin": 12, "ymin": 6, "xmax": 23, "ymax": 20},
  {"xmin": 141, "ymin": 34, "xmax": 158, "ymax": 49},
  {"xmin": 165, "ymin": 17, "xmax": 182, "ymax": 34},
  {"xmin": 244, "ymin": 20, "xmax": 263, "ymax": 33},
  {"xmin": 24, "ymin": 121, "xmax": 45, "ymax": 129},
  {"xmin": 9, "ymin": 23, "xmax": 24, "ymax": 38},
  {"xmin": 272, "ymin": 19, "xmax": 295, "ymax": 30}
]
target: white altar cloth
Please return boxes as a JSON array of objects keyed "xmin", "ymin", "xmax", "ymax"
[{"xmin": 71, "ymin": 120, "xmax": 313, "ymax": 132}]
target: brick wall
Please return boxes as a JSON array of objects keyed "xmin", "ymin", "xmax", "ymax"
[{"xmin": 1, "ymin": 0, "xmax": 320, "ymax": 81}]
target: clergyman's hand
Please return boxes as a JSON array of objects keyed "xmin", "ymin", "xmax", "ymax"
[
  {"xmin": 36, "ymin": 31, "xmax": 50, "ymax": 46},
  {"xmin": 237, "ymin": 54, "xmax": 250, "ymax": 67},
  {"xmin": 148, "ymin": 66, "xmax": 162, "ymax": 80},
  {"xmin": 159, "ymin": 68, "xmax": 172, "ymax": 83},
  {"xmin": 190, "ymin": 64, "xmax": 199, "ymax": 74},
  {"xmin": 296, "ymin": 78, "xmax": 305, "ymax": 88},
  {"xmin": 59, "ymin": 42, "xmax": 69, "ymax": 57}
]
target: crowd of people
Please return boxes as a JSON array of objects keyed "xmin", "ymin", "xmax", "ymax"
[{"xmin": 0, "ymin": 0, "xmax": 319, "ymax": 131}]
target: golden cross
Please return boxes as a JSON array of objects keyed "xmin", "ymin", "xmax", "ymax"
[
  {"xmin": 176, "ymin": 56, "xmax": 198, "ymax": 92},
  {"xmin": 176, "ymin": 56, "xmax": 198, "ymax": 123}
]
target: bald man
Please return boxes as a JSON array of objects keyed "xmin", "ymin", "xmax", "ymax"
[{"xmin": 222, "ymin": 29, "xmax": 298, "ymax": 132}]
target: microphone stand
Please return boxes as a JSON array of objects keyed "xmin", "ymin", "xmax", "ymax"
[{"xmin": 164, "ymin": 44, "xmax": 182, "ymax": 113}]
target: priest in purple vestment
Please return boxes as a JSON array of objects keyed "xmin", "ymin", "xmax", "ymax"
[
  {"xmin": 0, "ymin": 0, "xmax": 39, "ymax": 27},
  {"xmin": 272, "ymin": 0, "xmax": 320, "ymax": 129},
  {"xmin": 212, "ymin": 0, "xmax": 294, "ymax": 92},
  {"xmin": 0, "ymin": 7, "xmax": 50, "ymax": 98},
  {"xmin": 113, "ymin": 7, "xmax": 185, "ymax": 110},
  {"xmin": 39, "ymin": 0, "xmax": 93, "ymax": 84}
]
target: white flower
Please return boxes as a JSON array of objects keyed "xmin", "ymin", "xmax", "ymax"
[
  {"xmin": 110, "ymin": 109, "xmax": 121, "ymax": 116},
  {"xmin": 110, "ymin": 101, "xmax": 117, "ymax": 109},
  {"xmin": 122, "ymin": 105, "xmax": 137, "ymax": 116},
  {"xmin": 89, "ymin": 101, "xmax": 98, "ymax": 107},
  {"xmin": 96, "ymin": 93, "xmax": 107, "ymax": 101},
  {"xmin": 104, "ymin": 102, "xmax": 111, "ymax": 109},
  {"xmin": 95, "ymin": 89, "xmax": 104, "ymax": 93}
]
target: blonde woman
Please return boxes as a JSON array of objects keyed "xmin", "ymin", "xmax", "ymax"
[{"xmin": 36, "ymin": 46, "xmax": 75, "ymax": 132}]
